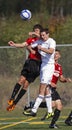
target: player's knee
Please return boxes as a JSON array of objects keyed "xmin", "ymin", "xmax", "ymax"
[
  {"xmin": 57, "ymin": 102, "xmax": 63, "ymax": 110},
  {"xmin": 55, "ymin": 100, "xmax": 62, "ymax": 110},
  {"xmin": 23, "ymin": 80, "xmax": 29, "ymax": 90},
  {"xmin": 23, "ymin": 84, "xmax": 29, "ymax": 90},
  {"xmin": 52, "ymin": 101, "xmax": 56, "ymax": 108},
  {"xmin": 18, "ymin": 76, "xmax": 26, "ymax": 85}
]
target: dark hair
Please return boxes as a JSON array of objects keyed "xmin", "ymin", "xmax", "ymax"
[
  {"xmin": 40, "ymin": 28, "xmax": 49, "ymax": 34},
  {"xmin": 33, "ymin": 24, "xmax": 43, "ymax": 31},
  {"xmin": 55, "ymin": 49, "xmax": 61, "ymax": 53}
]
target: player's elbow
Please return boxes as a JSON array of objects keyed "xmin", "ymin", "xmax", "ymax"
[{"xmin": 48, "ymin": 48, "xmax": 54, "ymax": 54}]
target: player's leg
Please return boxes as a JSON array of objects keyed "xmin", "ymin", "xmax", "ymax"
[
  {"xmin": 23, "ymin": 83, "xmax": 45, "ymax": 116},
  {"xmin": 41, "ymin": 86, "xmax": 54, "ymax": 121},
  {"xmin": 7, "ymin": 60, "xmax": 30, "ymax": 111},
  {"xmin": 65, "ymin": 111, "xmax": 72, "ymax": 126},
  {"xmin": 7, "ymin": 79, "xmax": 28, "ymax": 111},
  {"xmin": 23, "ymin": 101, "xmax": 47, "ymax": 113},
  {"xmin": 8, "ymin": 75, "xmax": 26, "ymax": 105},
  {"xmin": 13, "ymin": 80, "xmax": 29, "ymax": 105},
  {"xmin": 13, "ymin": 59, "xmax": 36, "ymax": 106},
  {"xmin": 7, "ymin": 59, "xmax": 40, "ymax": 112},
  {"xmin": 49, "ymin": 100, "xmax": 62, "ymax": 128},
  {"xmin": 24, "ymin": 64, "xmax": 54, "ymax": 116},
  {"xmin": 23, "ymin": 60, "xmax": 42, "ymax": 116},
  {"xmin": 49, "ymin": 90, "xmax": 62, "ymax": 128},
  {"xmin": 7, "ymin": 59, "xmax": 29, "ymax": 106},
  {"xmin": 41, "ymin": 65, "xmax": 54, "ymax": 120},
  {"xmin": 44, "ymin": 86, "xmax": 54, "ymax": 119}
]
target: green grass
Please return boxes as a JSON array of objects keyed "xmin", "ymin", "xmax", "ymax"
[{"xmin": 0, "ymin": 107, "xmax": 72, "ymax": 130}]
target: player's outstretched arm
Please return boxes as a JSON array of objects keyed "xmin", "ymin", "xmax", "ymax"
[{"xmin": 8, "ymin": 41, "xmax": 27, "ymax": 48}]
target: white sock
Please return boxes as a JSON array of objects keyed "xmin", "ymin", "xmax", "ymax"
[
  {"xmin": 32, "ymin": 95, "xmax": 44, "ymax": 113},
  {"xmin": 45, "ymin": 94, "xmax": 52, "ymax": 113}
]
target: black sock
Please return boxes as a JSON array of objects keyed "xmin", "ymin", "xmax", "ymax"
[
  {"xmin": 14, "ymin": 89, "xmax": 26, "ymax": 104},
  {"xmin": 11, "ymin": 83, "xmax": 21, "ymax": 99},
  {"xmin": 50, "ymin": 109, "xmax": 61, "ymax": 125}
]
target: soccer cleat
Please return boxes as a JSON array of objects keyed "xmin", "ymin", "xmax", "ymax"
[
  {"xmin": 41, "ymin": 112, "xmax": 47, "ymax": 120},
  {"xmin": 41, "ymin": 112, "xmax": 54, "ymax": 121},
  {"xmin": 49, "ymin": 124, "xmax": 59, "ymax": 129},
  {"xmin": 24, "ymin": 105, "xmax": 31, "ymax": 111},
  {"xmin": 23, "ymin": 110, "xmax": 36, "ymax": 117},
  {"xmin": 65, "ymin": 120, "xmax": 72, "ymax": 126},
  {"xmin": 7, "ymin": 104, "xmax": 16, "ymax": 111},
  {"xmin": 8, "ymin": 99, "xmax": 14, "ymax": 105}
]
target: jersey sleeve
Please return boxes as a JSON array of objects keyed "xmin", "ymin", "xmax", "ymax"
[
  {"xmin": 31, "ymin": 40, "xmax": 40, "ymax": 48},
  {"xmin": 26, "ymin": 38, "xmax": 32, "ymax": 45},
  {"xmin": 49, "ymin": 39, "xmax": 56, "ymax": 49}
]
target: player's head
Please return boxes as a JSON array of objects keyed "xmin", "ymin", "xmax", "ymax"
[
  {"xmin": 33, "ymin": 24, "xmax": 43, "ymax": 31},
  {"xmin": 54, "ymin": 49, "xmax": 61, "ymax": 61},
  {"xmin": 40, "ymin": 28, "xmax": 49, "ymax": 41},
  {"xmin": 33, "ymin": 24, "xmax": 43, "ymax": 35}
]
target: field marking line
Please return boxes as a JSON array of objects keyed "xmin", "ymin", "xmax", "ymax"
[
  {"xmin": 0, "ymin": 115, "xmax": 67, "ymax": 120},
  {"xmin": 0, "ymin": 117, "xmax": 28, "ymax": 121},
  {"xmin": 29, "ymin": 120, "xmax": 65, "ymax": 125},
  {"xmin": 0, "ymin": 117, "xmax": 35, "ymax": 130}
]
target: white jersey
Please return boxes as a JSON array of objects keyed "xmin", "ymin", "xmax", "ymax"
[{"xmin": 31, "ymin": 38, "xmax": 56, "ymax": 64}]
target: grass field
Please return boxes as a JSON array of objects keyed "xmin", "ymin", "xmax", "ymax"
[{"xmin": 0, "ymin": 107, "xmax": 72, "ymax": 130}]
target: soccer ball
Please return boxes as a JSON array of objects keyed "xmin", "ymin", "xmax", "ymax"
[{"xmin": 20, "ymin": 9, "xmax": 32, "ymax": 20}]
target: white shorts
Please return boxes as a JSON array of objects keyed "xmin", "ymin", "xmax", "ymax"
[{"xmin": 40, "ymin": 63, "xmax": 54, "ymax": 84}]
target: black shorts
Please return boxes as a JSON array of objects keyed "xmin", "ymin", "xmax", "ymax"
[
  {"xmin": 51, "ymin": 87, "xmax": 61, "ymax": 101},
  {"xmin": 21, "ymin": 59, "xmax": 41, "ymax": 83}
]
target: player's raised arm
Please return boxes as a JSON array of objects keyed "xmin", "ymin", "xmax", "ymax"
[
  {"xmin": 29, "ymin": 31, "xmax": 40, "ymax": 38},
  {"xmin": 8, "ymin": 41, "xmax": 28, "ymax": 48}
]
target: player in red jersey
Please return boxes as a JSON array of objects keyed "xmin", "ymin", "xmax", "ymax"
[{"xmin": 6, "ymin": 24, "xmax": 43, "ymax": 111}]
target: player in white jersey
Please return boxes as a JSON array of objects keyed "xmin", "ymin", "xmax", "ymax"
[{"xmin": 24, "ymin": 28, "xmax": 56, "ymax": 117}]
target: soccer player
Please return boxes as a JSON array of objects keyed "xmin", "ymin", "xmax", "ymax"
[
  {"xmin": 23, "ymin": 49, "xmax": 71, "ymax": 128},
  {"xmin": 6, "ymin": 24, "xmax": 43, "ymax": 111},
  {"xmin": 65, "ymin": 110, "xmax": 72, "ymax": 126},
  {"xmin": 23, "ymin": 28, "xmax": 56, "ymax": 117},
  {"xmin": 41, "ymin": 49, "xmax": 71, "ymax": 128}
]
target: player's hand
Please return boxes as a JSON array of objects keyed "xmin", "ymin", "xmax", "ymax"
[
  {"xmin": 29, "ymin": 32, "xmax": 34, "ymax": 37},
  {"xmin": 66, "ymin": 78, "xmax": 72, "ymax": 82},
  {"xmin": 37, "ymin": 45, "xmax": 42, "ymax": 50},
  {"xmin": 31, "ymin": 49, "xmax": 36, "ymax": 54},
  {"xmin": 29, "ymin": 32, "xmax": 40, "ymax": 37},
  {"xmin": 8, "ymin": 41, "xmax": 15, "ymax": 47}
]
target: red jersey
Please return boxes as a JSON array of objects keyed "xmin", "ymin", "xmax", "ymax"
[
  {"xmin": 26, "ymin": 37, "xmax": 41, "ymax": 61},
  {"xmin": 51, "ymin": 63, "xmax": 63, "ymax": 84}
]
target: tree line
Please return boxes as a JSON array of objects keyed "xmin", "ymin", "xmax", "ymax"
[{"xmin": 0, "ymin": 0, "xmax": 72, "ymax": 17}]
